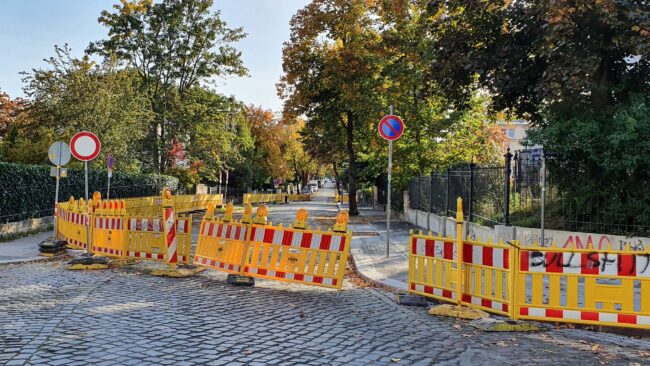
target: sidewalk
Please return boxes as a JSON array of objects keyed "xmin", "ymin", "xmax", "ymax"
[
  {"xmin": 347, "ymin": 205, "xmax": 421, "ymax": 292},
  {"xmin": 0, "ymin": 231, "xmax": 50, "ymax": 264}
]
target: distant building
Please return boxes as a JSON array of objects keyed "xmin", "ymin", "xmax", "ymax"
[{"xmin": 497, "ymin": 119, "xmax": 541, "ymax": 152}]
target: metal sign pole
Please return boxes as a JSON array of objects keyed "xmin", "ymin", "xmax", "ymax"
[
  {"xmin": 225, "ymin": 170, "xmax": 229, "ymax": 201},
  {"xmin": 54, "ymin": 165, "xmax": 60, "ymax": 239},
  {"xmin": 53, "ymin": 140, "xmax": 62, "ymax": 239},
  {"xmin": 386, "ymin": 104, "xmax": 393, "ymax": 258},
  {"xmin": 107, "ymin": 172, "xmax": 111, "ymax": 200},
  {"xmin": 85, "ymin": 161, "xmax": 91, "ymax": 257},
  {"xmin": 539, "ymin": 149, "xmax": 546, "ymax": 246}
]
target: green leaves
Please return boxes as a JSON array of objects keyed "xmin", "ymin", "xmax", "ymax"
[
  {"xmin": 0, "ymin": 161, "xmax": 178, "ymax": 223},
  {"xmin": 89, "ymin": 0, "xmax": 247, "ymax": 173}
]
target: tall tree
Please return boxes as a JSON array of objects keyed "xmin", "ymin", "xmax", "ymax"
[
  {"xmin": 89, "ymin": 0, "xmax": 247, "ymax": 173},
  {"xmin": 0, "ymin": 91, "xmax": 28, "ymax": 141},
  {"xmin": 279, "ymin": 0, "xmax": 386, "ymax": 215},
  {"xmin": 423, "ymin": 0, "xmax": 650, "ymax": 231},
  {"xmin": 18, "ymin": 45, "xmax": 152, "ymax": 170}
]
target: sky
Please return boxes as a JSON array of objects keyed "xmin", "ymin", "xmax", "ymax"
[{"xmin": 0, "ymin": 0, "xmax": 310, "ymax": 111}]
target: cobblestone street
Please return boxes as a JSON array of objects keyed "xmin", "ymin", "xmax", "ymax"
[{"xmin": 2, "ymin": 260, "xmax": 649, "ymax": 365}]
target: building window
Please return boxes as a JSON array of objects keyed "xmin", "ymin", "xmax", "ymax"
[{"xmin": 507, "ymin": 128, "xmax": 515, "ymax": 138}]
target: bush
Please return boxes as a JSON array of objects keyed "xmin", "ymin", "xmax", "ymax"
[{"xmin": 0, "ymin": 162, "xmax": 179, "ymax": 223}]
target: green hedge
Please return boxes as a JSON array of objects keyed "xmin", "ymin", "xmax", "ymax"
[{"xmin": 0, "ymin": 162, "xmax": 179, "ymax": 223}]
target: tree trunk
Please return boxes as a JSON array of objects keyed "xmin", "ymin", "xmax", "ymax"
[
  {"xmin": 346, "ymin": 111, "xmax": 359, "ymax": 215},
  {"xmin": 152, "ymin": 122, "xmax": 161, "ymax": 174},
  {"xmin": 332, "ymin": 161, "xmax": 342, "ymax": 197}
]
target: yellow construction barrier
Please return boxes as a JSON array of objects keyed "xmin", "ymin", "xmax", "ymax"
[
  {"xmin": 195, "ymin": 205, "xmax": 351, "ymax": 290},
  {"xmin": 242, "ymin": 193, "xmax": 312, "ymax": 205},
  {"xmin": 194, "ymin": 204, "xmax": 250, "ymax": 273},
  {"xmin": 243, "ymin": 193, "xmax": 282, "ymax": 205},
  {"xmin": 335, "ymin": 193, "xmax": 349, "ymax": 204},
  {"xmin": 409, "ymin": 197, "xmax": 650, "ymax": 330},
  {"xmin": 514, "ymin": 244, "xmax": 650, "ymax": 329},
  {"xmin": 56, "ymin": 191, "xmax": 192, "ymax": 264},
  {"xmin": 285, "ymin": 194, "xmax": 311, "ymax": 202},
  {"xmin": 124, "ymin": 214, "xmax": 191, "ymax": 263},
  {"xmin": 92, "ymin": 200, "xmax": 127, "ymax": 257},
  {"xmin": 57, "ymin": 197, "xmax": 90, "ymax": 250},
  {"xmin": 124, "ymin": 194, "xmax": 222, "ymax": 216}
]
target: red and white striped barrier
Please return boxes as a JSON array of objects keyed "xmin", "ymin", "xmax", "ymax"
[
  {"xmin": 67, "ymin": 212, "xmax": 89, "ymax": 226},
  {"xmin": 411, "ymin": 237, "xmax": 455, "ymax": 260},
  {"xmin": 176, "ymin": 218, "xmax": 190, "ymax": 234},
  {"xmin": 519, "ymin": 306, "xmax": 650, "ymax": 326},
  {"xmin": 128, "ymin": 218, "xmax": 163, "ymax": 232},
  {"xmin": 67, "ymin": 238, "xmax": 87, "ymax": 249},
  {"xmin": 410, "ymin": 284, "xmax": 456, "ymax": 300},
  {"xmin": 462, "ymin": 294, "xmax": 509, "ymax": 313},
  {"xmin": 463, "ymin": 243, "xmax": 510, "ymax": 269},
  {"xmin": 520, "ymin": 250, "xmax": 650, "ymax": 277},
  {"xmin": 244, "ymin": 266, "xmax": 339, "ymax": 287},
  {"xmin": 95, "ymin": 217, "xmax": 125, "ymax": 230},
  {"xmin": 93, "ymin": 246, "xmax": 123, "ymax": 256},
  {"xmin": 195, "ymin": 257, "xmax": 241, "ymax": 273},
  {"xmin": 164, "ymin": 206, "xmax": 177, "ymax": 264},
  {"xmin": 127, "ymin": 250, "xmax": 165, "ymax": 260},
  {"xmin": 249, "ymin": 226, "xmax": 347, "ymax": 252},
  {"xmin": 201, "ymin": 222, "xmax": 247, "ymax": 242}
]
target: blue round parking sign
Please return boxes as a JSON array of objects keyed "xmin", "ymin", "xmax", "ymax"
[{"xmin": 378, "ymin": 115, "xmax": 405, "ymax": 141}]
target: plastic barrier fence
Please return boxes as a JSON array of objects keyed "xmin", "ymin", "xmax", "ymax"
[
  {"xmin": 409, "ymin": 235, "xmax": 458, "ymax": 303},
  {"xmin": 515, "ymin": 245, "xmax": 650, "ymax": 328},
  {"xmin": 409, "ymin": 197, "xmax": 650, "ymax": 330},
  {"xmin": 194, "ymin": 206, "xmax": 351, "ymax": 290},
  {"xmin": 57, "ymin": 199, "xmax": 90, "ymax": 250},
  {"xmin": 335, "ymin": 194, "xmax": 349, "ymax": 204},
  {"xmin": 461, "ymin": 239, "xmax": 513, "ymax": 317},
  {"xmin": 243, "ymin": 193, "xmax": 282, "ymax": 205},
  {"xmin": 56, "ymin": 191, "xmax": 192, "ymax": 265},
  {"xmin": 92, "ymin": 210, "xmax": 127, "ymax": 257},
  {"xmin": 124, "ymin": 194, "xmax": 222, "ymax": 216},
  {"xmin": 244, "ymin": 223, "xmax": 350, "ymax": 289},
  {"xmin": 194, "ymin": 219, "xmax": 249, "ymax": 273},
  {"xmin": 124, "ymin": 216, "xmax": 191, "ymax": 263},
  {"xmin": 242, "ymin": 193, "xmax": 312, "ymax": 205}
]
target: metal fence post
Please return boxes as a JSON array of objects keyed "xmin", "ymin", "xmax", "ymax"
[
  {"xmin": 446, "ymin": 168, "xmax": 451, "ymax": 217},
  {"xmin": 417, "ymin": 175, "xmax": 421, "ymax": 211},
  {"xmin": 469, "ymin": 163, "xmax": 475, "ymax": 222},
  {"xmin": 504, "ymin": 148, "xmax": 513, "ymax": 226},
  {"xmin": 429, "ymin": 171, "xmax": 434, "ymax": 214}
]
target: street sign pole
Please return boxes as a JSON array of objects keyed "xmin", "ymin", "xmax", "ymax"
[
  {"xmin": 540, "ymin": 149, "xmax": 546, "ymax": 246},
  {"xmin": 47, "ymin": 141, "xmax": 71, "ymax": 241},
  {"xmin": 378, "ymin": 108, "xmax": 404, "ymax": 258},
  {"xmin": 85, "ymin": 160, "xmax": 90, "ymax": 257},
  {"xmin": 53, "ymin": 141, "xmax": 62, "ymax": 239},
  {"xmin": 386, "ymin": 105, "xmax": 393, "ymax": 258},
  {"xmin": 70, "ymin": 131, "xmax": 101, "ymax": 258},
  {"xmin": 107, "ymin": 154, "xmax": 114, "ymax": 200}
]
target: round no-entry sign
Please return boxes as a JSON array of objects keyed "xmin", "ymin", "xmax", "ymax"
[
  {"xmin": 378, "ymin": 115, "xmax": 405, "ymax": 141},
  {"xmin": 70, "ymin": 131, "xmax": 101, "ymax": 161}
]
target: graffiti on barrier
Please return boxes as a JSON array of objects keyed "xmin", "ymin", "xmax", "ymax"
[{"xmin": 525, "ymin": 251, "xmax": 650, "ymax": 276}]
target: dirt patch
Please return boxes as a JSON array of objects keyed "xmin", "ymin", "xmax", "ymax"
[{"xmin": 345, "ymin": 257, "xmax": 377, "ymax": 288}]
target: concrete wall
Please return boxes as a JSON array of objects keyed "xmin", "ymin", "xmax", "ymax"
[
  {"xmin": 404, "ymin": 203, "xmax": 646, "ymax": 251},
  {"xmin": 516, "ymin": 226, "xmax": 648, "ymax": 251},
  {"xmin": 0, "ymin": 216, "xmax": 54, "ymax": 237}
]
